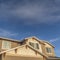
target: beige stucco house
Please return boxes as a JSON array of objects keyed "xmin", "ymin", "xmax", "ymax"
[{"xmin": 0, "ymin": 36, "xmax": 60, "ymax": 60}]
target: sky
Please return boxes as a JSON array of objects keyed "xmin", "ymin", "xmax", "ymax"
[{"xmin": 0, "ymin": 0, "xmax": 60, "ymax": 57}]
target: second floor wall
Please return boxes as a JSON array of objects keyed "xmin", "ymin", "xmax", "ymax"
[
  {"xmin": 0, "ymin": 39, "xmax": 20, "ymax": 51},
  {"xmin": 23, "ymin": 37, "xmax": 55, "ymax": 57},
  {"xmin": 44, "ymin": 42, "xmax": 55, "ymax": 56}
]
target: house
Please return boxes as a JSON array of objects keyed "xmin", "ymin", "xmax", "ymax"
[{"xmin": 0, "ymin": 36, "xmax": 60, "ymax": 60}]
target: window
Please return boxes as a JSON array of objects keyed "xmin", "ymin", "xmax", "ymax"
[
  {"xmin": 29, "ymin": 42, "xmax": 34, "ymax": 48},
  {"xmin": 35, "ymin": 43, "xmax": 39, "ymax": 49},
  {"xmin": 29, "ymin": 42, "xmax": 39, "ymax": 49},
  {"xmin": 2, "ymin": 41, "xmax": 11, "ymax": 49},
  {"xmin": 46, "ymin": 47, "xmax": 51, "ymax": 53}
]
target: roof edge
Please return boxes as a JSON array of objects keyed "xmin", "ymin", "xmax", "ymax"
[
  {"xmin": 24, "ymin": 36, "xmax": 54, "ymax": 48},
  {"xmin": 0, "ymin": 37, "xmax": 20, "ymax": 42}
]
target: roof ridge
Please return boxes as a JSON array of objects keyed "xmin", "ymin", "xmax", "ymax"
[{"xmin": 0, "ymin": 37, "xmax": 20, "ymax": 42}]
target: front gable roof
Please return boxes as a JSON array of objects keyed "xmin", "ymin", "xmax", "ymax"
[
  {"xmin": 0, "ymin": 37, "xmax": 20, "ymax": 42},
  {"xmin": 24, "ymin": 36, "xmax": 54, "ymax": 48},
  {"xmin": 24, "ymin": 36, "xmax": 45, "ymax": 45},
  {"xmin": 42, "ymin": 40, "xmax": 55, "ymax": 48}
]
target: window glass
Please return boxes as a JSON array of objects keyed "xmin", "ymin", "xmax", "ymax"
[
  {"xmin": 29, "ymin": 42, "xmax": 34, "ymax": 48},
  {"xmin": 36, "ymin": 43, "xmax": 39, "ymax": 49},
  {"xmin": 2, "ymin": 41, "xmax": 11, "ymax": 49},
  {"xmin": 46, "ymin": 47, "xmax": 51, "ymax": 53},
  {"xmin": 29, "ymin": 42, "xmax": 39, "ymax": 49}
]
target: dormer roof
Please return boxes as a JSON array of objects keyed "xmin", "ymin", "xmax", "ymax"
[{"xmin": 24, "ymin": 36, "xmax": 55, "ymax": 48}]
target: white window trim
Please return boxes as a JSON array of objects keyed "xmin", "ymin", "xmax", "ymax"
[{"xmin": 2, "ymin": 41, "xmax": 11, "ymax": 49}]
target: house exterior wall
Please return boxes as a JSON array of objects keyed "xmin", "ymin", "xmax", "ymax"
[
  {"xmin": 24, "ymin": 37, "xmax": 55, "ymax": 57},
  {"xmin": 3, "ymin": 55, "xmax": 43, "ymax": 60},
  {"xmin": 11, "ymin": 41, "xmax": 20, "ymax": 48},
  {"xmin": 0, "ymin": 54, "xmax": 2, "ymax": 60},
  {"xmin": 41, "ymin": 43, "xmax": 46, "ymax": 54},
  {"xmin": 26, "ymin": 38, "xmax": 42, "ymax": 53},
  {"xmin": 0, "ymin": 39, "xmax": 20, "ymax": 52},
  {"xmin": 0, "ymin": 40, "xmax": 2, "ymax": 51},
  {"xmin": 1, "ymin": 45, "xmax": 43, "ymax": 60},
  {"xmin": 6, "ymin": 45, "xmax": 43, "ymax": 58},
  {"xmin": 0, "ymin": 37, "xmax": 56, "ymax": 60},
  {"xmin": 44, "ymin": 43, "xmax": 55, "ymax": 56}
]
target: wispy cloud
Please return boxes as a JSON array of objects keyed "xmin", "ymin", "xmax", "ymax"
[
  {"xmin": 49, "ymin": 37, "xmax": 60, "ymax": 43},
  {"xmin": 0, "ymin": 28, "xmax": 18, "ymax": 38},
  {"xmin": 0, "ymin": 0, "xmax": 60, "ymax": 25}
]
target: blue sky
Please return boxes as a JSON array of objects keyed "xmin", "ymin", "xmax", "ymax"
[{"xmin": 0, "ymin": 0, "xmax": 60, "ymax": 56}]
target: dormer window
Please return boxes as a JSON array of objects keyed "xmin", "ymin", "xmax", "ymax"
[
  {"xmin": 29, "ymin": 42, "xmax": 39, "ymax": 49},
  {"xmin": 35, "ymin": 43, "xmax": 39, "ymax": 49},
  {"xmin": 29, "ymin": 42, "xmax": 34, "ymax": 48},
  {"xmin": 46, "ymin": 47, "xmax": 51, "ymax": 53}
]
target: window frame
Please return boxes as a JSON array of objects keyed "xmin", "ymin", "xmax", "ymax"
[
  {"xmin": 46, "ymin": 47, "xmax": 52, "ymax": 53},
  {"xmin": 29, "ymin": 42, "xmax": 34, "ymax": 48},
  {"xmin": 35, "ymin": 43, "xmax": 39, "ymax": 49},
  {"xmin": 2, "ymin": 41, "xmax": 11, "ymax": 49},
  {"xmin": 29, "ymin": 42, "xmax": 39, "ymax": 49}
]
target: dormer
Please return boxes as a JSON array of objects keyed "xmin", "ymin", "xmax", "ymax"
[
  {"xmin": 42, "ymin": 41, "xmax": 55, "ymax": 57},
  {"xmin": 22, "ymin": 36, "xmax": 55, "ymax": 57},
  {"xmin": 23, "ymin": 36, "xmax": 45, "ymax": 53}
]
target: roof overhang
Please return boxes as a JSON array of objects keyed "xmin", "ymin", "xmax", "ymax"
[{"xmin": 0, "ymin": 37, "xmax": 20, "ymax": 42}]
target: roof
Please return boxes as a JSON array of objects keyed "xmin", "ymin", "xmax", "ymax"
[
  {"xmin": 24, "ymin": 36, "xmax": 45, "ymax": 45},
  {"xmin": 42, "ymin": 40, "xmax": 55, "ymax": 48},
  {"xmin": 48, "ymin": 56, "xmax": 60, "ymax": 59},
  {"xmin": 0, "ymin": 45, "xmax": 25, "ymax": 54},
  {"xmin": 0, "ymin": 44, "xmax": 48, "ymax": 58},
  {"xmin": 24, "ymin": 36, "xmax": 54, "ymax": 48},
  {"xmin": 27, "ymin": 44, "xmax": 48, "ymax": 58},
  {"xmin": 0, "ymin": 36, "xmax": 54, "ymax": 48},
  {"xmin": 0, "ymin": 37, "xmax": 20, "ymax": 42}
]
